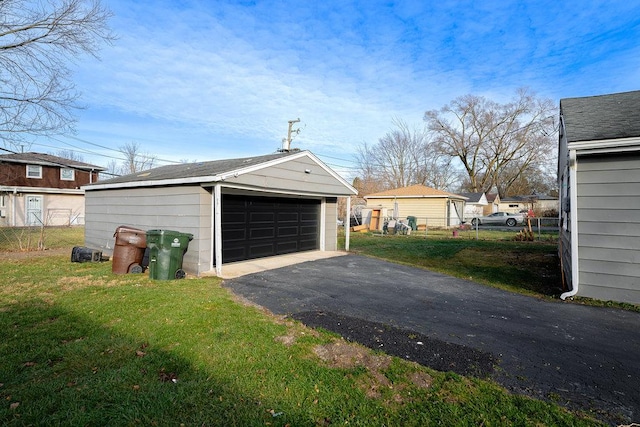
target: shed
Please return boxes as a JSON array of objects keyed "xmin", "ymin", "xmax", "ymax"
[
  {"xmin": 83, "ymin": 150, "xmax": 357, "ymax": 277},
  {"xmin": 459, "ymin": 192, "xmax": 487, "ymax": 220},
  {"xmin": 363, "ymin": 184, "xmax": 467, "ymax": 229},
  {"xmin": 484, "ymin": 193, "xmax": 500, "ymax": 215},
  {"xmin": 558, "ymin": 90, "xmax": 640, "ymax": 304},
  {"xmin": 498, "ymin": 194, "xmax": 558, "ymax": 215}
]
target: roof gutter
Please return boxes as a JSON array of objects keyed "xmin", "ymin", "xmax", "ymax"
[{"xmin": 561, "ymin": 149, "xmax": 580, "ymax": 300}]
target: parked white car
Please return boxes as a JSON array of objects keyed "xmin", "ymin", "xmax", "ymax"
[{"xmin": 470, "ymin": 212, "xmax": 524, "ymax": 227}]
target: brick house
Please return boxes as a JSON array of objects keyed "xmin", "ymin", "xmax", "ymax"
[{"xmin": 0, "ymin": 152, "xmax": 105, "ymax": 227}]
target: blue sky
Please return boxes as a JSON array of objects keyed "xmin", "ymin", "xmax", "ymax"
[{"xmin": 34, "ymin": 0, "xmax": 640, "ymax": 179}]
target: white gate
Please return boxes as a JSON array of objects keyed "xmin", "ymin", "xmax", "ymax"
[{"xmin": 26, "ymin": 195, "xmax": 43, "ymax": 226}]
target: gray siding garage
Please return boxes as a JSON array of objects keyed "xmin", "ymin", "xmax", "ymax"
[
  {"xmin": 84, "ymin": 151, "xmax": 356, "ymax": 277},
  {"xmin": 558, "ymin": 90, "xmax": 640, "ymax": 305}
]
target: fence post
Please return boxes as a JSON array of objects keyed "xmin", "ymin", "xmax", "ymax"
[{"xmin": 537, "ymin": 217, "xmax": 541, "ymax": 240}]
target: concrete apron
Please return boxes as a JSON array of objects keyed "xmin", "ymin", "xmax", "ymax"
[{"xmin": 210, "ymin": 250, "xmax": 348, "ymax": 279}]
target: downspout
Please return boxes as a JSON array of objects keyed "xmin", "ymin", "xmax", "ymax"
[
  {"xmin": 345, "ymin": 196, "xmax": 351, "ymax": 251},
  {"xmin": 214, "ymin": 184, "xmax": 223, "ymax": 276},
  {"xmin": 12, "ymin": 187, "xmax": 17, "ymax": 227},
  {"xmin": 320, "ymin": 198, "xmax": 326, "ymax": 251},
  {"xmin": 561, "ymin": 149, "xmax": 580, "ymax": 300}
]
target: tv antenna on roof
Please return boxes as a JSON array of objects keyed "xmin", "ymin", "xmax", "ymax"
[{"xmin": 279, "ymin": 118, "xmax": 302, "ymax": 152}]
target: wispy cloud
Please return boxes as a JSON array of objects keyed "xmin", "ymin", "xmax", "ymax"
[{"xmin": 63, "ymin": 0, "xmax": 640, "ymax": 175}]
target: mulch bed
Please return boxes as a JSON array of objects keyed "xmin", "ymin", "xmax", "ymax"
[{"xmin": 290, "ymin": 311, "xmax": 497, "ymax": 378}]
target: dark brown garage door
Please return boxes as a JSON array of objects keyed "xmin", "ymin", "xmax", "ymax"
[{"xmin": 220, "ymin": 194, "xmax": 320, "ymax": 264}]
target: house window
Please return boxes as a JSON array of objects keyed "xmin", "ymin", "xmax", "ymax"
[
  {"xmin": 508, "ymin": 204, "xmax": 519, "ymax": 208},
  {"xmin": 26, "ymin": 165, "xmax": 42, "ymax": 179},
  {"xmin": 0, "ymin": 194, "xmax": 5, "ymax": 208},
  {"xmin": 60, "ymin": 168, "xmax": 75, "ymax": 181}
]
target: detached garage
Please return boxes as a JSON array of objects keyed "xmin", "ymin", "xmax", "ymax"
[{"xmin": 84, "ymin": 151, "xmax": 357, "ymax": 277}]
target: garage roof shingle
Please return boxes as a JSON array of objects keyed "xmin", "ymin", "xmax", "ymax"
[{"xmin": 93, "ymin": 152, "xmax": 296, "ymax": 186}]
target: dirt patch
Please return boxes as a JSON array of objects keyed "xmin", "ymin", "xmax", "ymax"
[
  {"xmin": 314, "ymin": 340, "xmax": 433, "ymax": 403},
  {"xmin": 314, "ymin": 340, "xmax": 391, "ymax": 370}
]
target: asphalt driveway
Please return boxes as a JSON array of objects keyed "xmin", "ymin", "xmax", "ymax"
[{"xmin": 224, "ymin": 254, "xmax": 640, "ymax": 424}]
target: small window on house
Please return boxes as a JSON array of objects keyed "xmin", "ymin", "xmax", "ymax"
[
  {"xmin": 60, "ymin": 168, "xmax": 75, "ymax": 181},
  {"xmin": 0, "ymin": 194, "xmax": 5, "ymax": 208},
  {"xmin": 508, "ymin": 204, "xmax": 519, "ymax": 208},
  {"xmin": 26, "ymin": 165, "xmax": 42, "ymax": 179}
]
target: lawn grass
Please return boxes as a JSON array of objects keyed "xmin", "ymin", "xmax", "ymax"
[
  {"xmin": 346, "ymin": 231, "xmax": 562, "ymax": 297},
  {"xmin": 0, "ymin": 226, "xmax": 85, "ymax": 252},
  {"xmin": 345, "ymin": 230, "xmax": 640, "ymax": 312},
  {"xmin": 0, "ymin": 229, "xmax": 603, "ymax": 426}
]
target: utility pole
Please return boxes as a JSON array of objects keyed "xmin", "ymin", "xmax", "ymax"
[{"xmin": 280, "ymin": 118, "xmax": 301, "ymax": 152}]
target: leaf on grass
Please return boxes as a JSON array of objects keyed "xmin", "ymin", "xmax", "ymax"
[
  {"xmin": 158, "ymin": 369, "xmax": 178, "ymax": 383},
  {"xmin": 23, "ymin": 361, "xmax": 36, "ymax": 367},
  {"xmin": 136, "ymin": 350, "xmax": 146, "ymax": 357},
  {"xmin": 10, "ymin": 402, "xmax": 20, "ymax": 410}
]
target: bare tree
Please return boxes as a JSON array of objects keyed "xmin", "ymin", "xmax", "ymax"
[
  {"xmin": 355, "ymin": 118, "xmax": 458, "ymax": 192},
  {"xmin": 51, "ymin": 149, "xmax": 84, "ymax": 162},
  {"xmin": 119, "ymin": 142, "xmax": 156, "ymax": 174},
  {"xmin": 0, "ymin": 0, "xmax": 113, "ymax": 150},
  {"xmin": 424, "ymin": 88, "xmax": 557, "ymax": 196},
  {"xmin": 99, "ymin": 159, "xmax": 119, "ymax": 180}
]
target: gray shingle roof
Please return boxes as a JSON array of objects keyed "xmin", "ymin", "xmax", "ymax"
[
  {"xmin": 560, "ymin": 90, "xmax": 640, "ymax": 143},
  {"xmin": 0, "ymin": 152, "xmax": 105, "ymax": 171},
  {"xmin": 93, "ymin": 151, "xmax": 296, "ymax": 186},
  {"xmin": 459, "ymin": 192, "xmax": 484, "ymax": 203}
]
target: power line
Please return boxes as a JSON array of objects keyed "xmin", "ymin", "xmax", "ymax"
[{"xmin": 54, "ymin": 135, "xmax": 181, "ymax": 165}]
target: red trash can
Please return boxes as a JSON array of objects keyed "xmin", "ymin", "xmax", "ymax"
[{"xmin": 112, "ymin": 226, "xmax": 147, "ymax": 274}]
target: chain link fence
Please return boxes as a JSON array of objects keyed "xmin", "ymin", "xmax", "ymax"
[
  {"xmin": 352, "ymin": 215, "xmax": 558, "ymax": 241},
  {"xmin": 0, "ymin": 225, "xmax": 85, "ymax": 252}
]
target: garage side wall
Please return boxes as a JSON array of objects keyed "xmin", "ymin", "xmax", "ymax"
[
  {"xmin": 576, "ymin": 153, "xmax": 640, "ymax": 304},
  {"xmin": 365, "ymin": 198, "xmax": 448, "ymax": 227},
  {"xmin": 227, "ymin": 156, "xmax": 351, "ymax": 196},
  {"xmin": 85, "ymin": 185, "xmax": 212, "ymax": 276},
  {"xmin": 324, "ymin": 197, "xmax": 338, "ymax": 250}
]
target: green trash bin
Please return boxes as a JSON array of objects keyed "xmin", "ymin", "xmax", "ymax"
[
  {"xmin": 146, "ymin": 230, "xmax": 194, "ymax": 280},
  {"xmin": 407, "ymin": 216, "xmax": 417, "ymax": 231}
]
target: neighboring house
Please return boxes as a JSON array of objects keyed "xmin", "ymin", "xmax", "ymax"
[
  {"xmin": 459, "ymin": 192, "xmax": 487, "ymax": 220},
  {"xmin": 363, "ymin": 184, "xmax": 467, "ymax": 229},
  {"xmin": 558, "ymin": 90, "xmax": 640, "ymax": 305},
  {"xmin": 484, "ymin": 193, "xmax": 500, "ymax": 215},
  {"xmin": 83, "ymin": 150, "xmax": 357, "ymax": 277},
  {"xmin": 0, "ymin": 152, "xmax": 104, "ymax": 227},
  {"xmin": 498, "ymin": 194, "xmax": 558, "ymax": 214}
]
